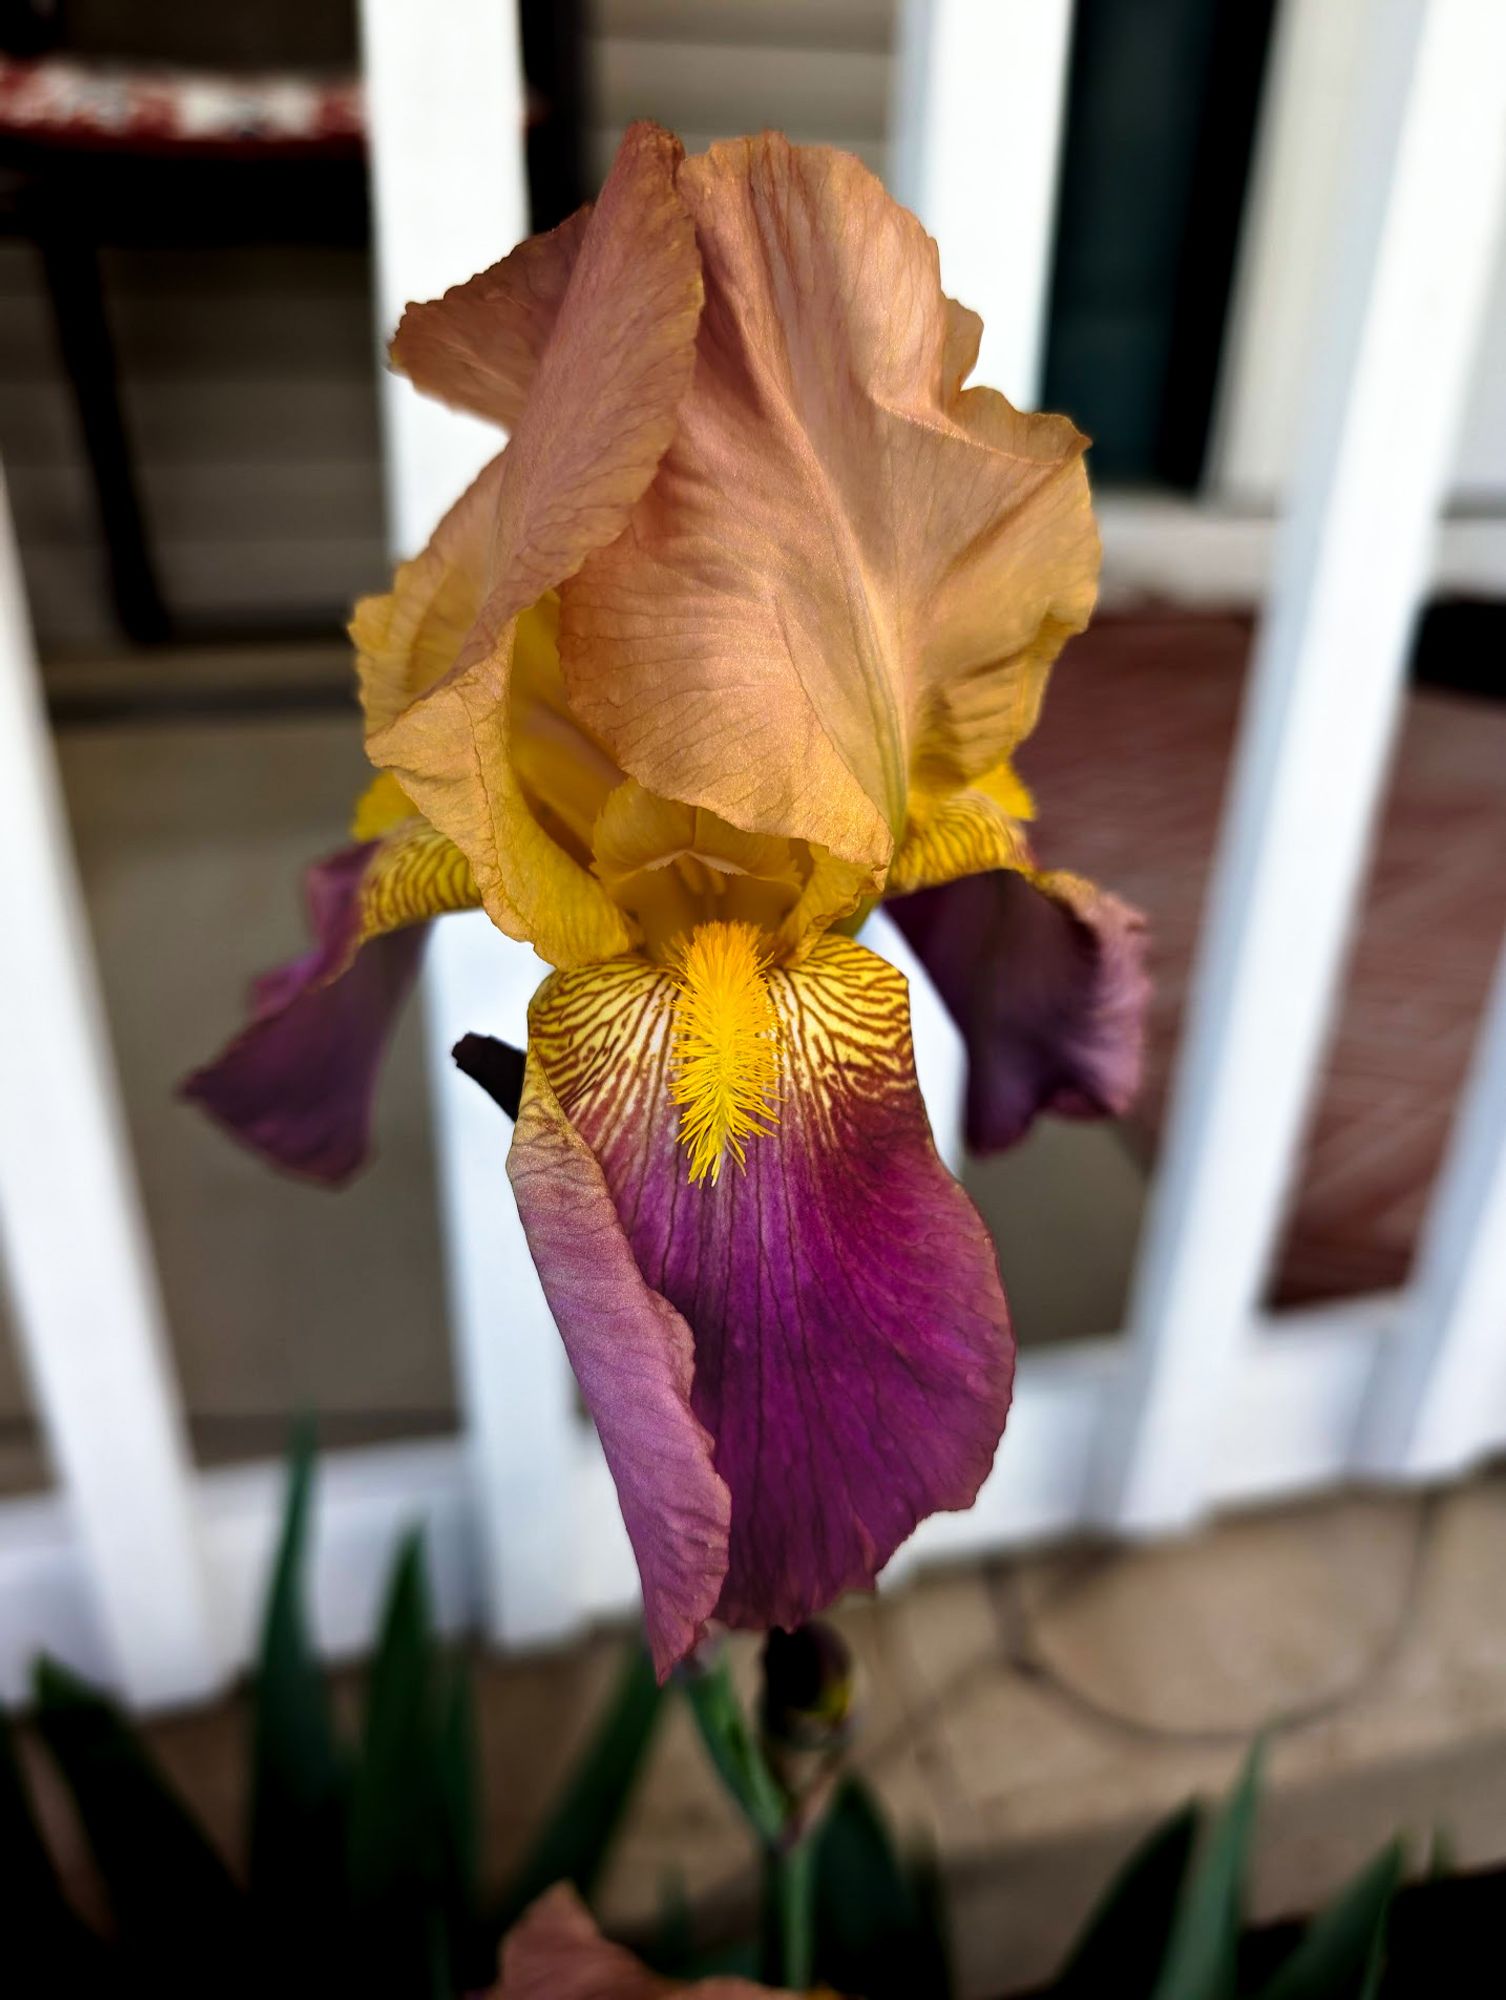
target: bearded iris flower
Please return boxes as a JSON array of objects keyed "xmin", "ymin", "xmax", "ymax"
[{"xmin": 184, "ymin": 126, "xmax": 1145, "ymax": 1677}]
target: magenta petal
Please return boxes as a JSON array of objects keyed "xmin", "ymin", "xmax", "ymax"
[
  {"xmin": 519, "ymin": 941, "xmax": 1013, "ymax": 1649},
  {"xmin": 507, "ymin": 1045, "xmax": 731, "ymax": 1679},
  {"xmin": 888, "ymin": 867, "xmax": 1148, "ymax": 1154},
  {"xmin": 181, "ymin": 844, "xmax": 424, "ymax": 1185}
]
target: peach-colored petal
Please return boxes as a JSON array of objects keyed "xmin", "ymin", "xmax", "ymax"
[
  {"xmin": 391, "ymin": 203, "xmax": 591, "ymax": 431},
  {"xmin": 560, "ymin": 134, "xmax": 1097, "ymax": 879},
  {"xmin": 369, "ymin": 121, "xmax": 704, "ymax": 967},
  {"xmin": 495, "ymin": 1885, "xmax": 797, "ymax": 1998}
]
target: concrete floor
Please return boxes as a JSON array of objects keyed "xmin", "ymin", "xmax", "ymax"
[{"xmin": 0, "ymin": 664, "xmax": 1146, "ymax": 1490}]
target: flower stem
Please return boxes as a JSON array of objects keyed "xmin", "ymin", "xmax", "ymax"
[
  {"xmin": 761, "ymin": 1830, "xmax": 816, "ymax": 1990},
  {"xmin": 678, "ymin": 1650, "xmax": 786, "ymax": 1844}
]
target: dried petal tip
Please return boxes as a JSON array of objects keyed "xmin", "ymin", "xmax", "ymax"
[
  {"xmin": 669, "ymin": 921, "xmax": 781, "ymax": 1184},
  {"xmin": 453, "ymin": 1034, "xmax": 526, "ymax": 1122}
]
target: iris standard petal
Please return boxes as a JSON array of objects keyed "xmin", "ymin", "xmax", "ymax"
[
  {"xmin": 560, "ymin": 133, "xmax": 1096, "ymax": 874},
  {"xmin": 887, "ymin": 867, "xmax": 1148, "ymax": 1154},
  {"xmin": 369, "ymin": 121, "xmax": 703, "ymax": 969},
  {"xmin": 514, "ymin": 937, "xmax": 1013, "ymax": 1652},
  {"xmin": 357, "ymin": 470, "xmax": 630, "ymax": 967},
  {"xmin": 182, "ymin": 821, "xmax": 477, "ymax": 1183},
  {"xmin": 495, "ymin": 1885, "xmax": 791, "ymax": 1998},
  {"xmin": 391, "ymin": 203, "xmax": 591, "ymax": 432}
]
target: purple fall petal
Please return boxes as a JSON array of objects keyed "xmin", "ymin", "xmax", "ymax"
[
  {"xmin": 513, "ymin": 939, "xmax": 1013, "ymax": 1657},
  {"xmin": 887, "ymin": 867, "xmax": 1148, "ymax": 1154},
  {"xmin": 181, "ymin": 843, "xmax": 425, "ymax": 1185}
]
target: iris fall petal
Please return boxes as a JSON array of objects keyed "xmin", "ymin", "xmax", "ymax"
[
  {"xmin": 509, "ymin": 936, "xmax": 1013, "ymax": 1660},
  {"xmin": 180, "ymin": 833, "xmax": 471, "ymax": 1183},
  {"xmin": 887, "ymin": 867, "xmax": 1148, "ymax": 1154}
]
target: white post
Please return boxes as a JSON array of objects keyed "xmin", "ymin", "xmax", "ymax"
[
  {"xmin": 359, "ymin": 0, "xmax": 589, "ymax": 1645},
  {"xmin": 1096, "ymin": 0, "xmax": 1506, "ymax": 1532},
  {"xmin": 0, "ymin": 470, "xmax": 221, "ymax": 1707},
  {"xmin": 421, "ymin": 915, "xmax": 590, "ymax": 1647},
  {"xmin": 889, "ymin": 0, "xmax": 1075, "ymax": 409},
  {"xmin": 1357, "ymin": 937, "xmax": 1506, "ymax": 1479},
  {"xmin": 359, "ymin": 0, "xmax": 530, "ymax": 556}
]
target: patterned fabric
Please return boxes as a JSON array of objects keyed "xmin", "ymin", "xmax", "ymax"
[{"xmin": 0, "ymin": 55, "xmax": 362, "ymax": 156}]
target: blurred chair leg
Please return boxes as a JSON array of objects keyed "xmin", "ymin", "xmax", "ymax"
[{"xmin": 34, "ymin": 208, "xmax": 171, "ymax": 645}]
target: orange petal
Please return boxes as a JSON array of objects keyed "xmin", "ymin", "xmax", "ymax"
[
  {"xmin": 391, "ymin": 204, "xmax": 592, "ymax": 431},
  {"xmin": 369, "ymin": 121, "xmax": 703, "ymax": 967},
  {"xmin": 561, "ymin": 134, "xmax": 1097, "ymax": 878}
]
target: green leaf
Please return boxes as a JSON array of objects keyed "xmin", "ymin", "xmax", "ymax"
[
  {"xmin": 436, "ymin": 1658, "xmax": 494, "ymax": 1993},
  {"xmin": 248, "ymin": 1423, "xmax": 349, "ymax": 1965},
  {"xmin": 32, "ymin": 1657, "xmax": 249, "ymax": 1992},
  {"xmin": 811, "ymin": 1777, "xmax": 952, "ymax": 2000},
  {"xmin": 346, "ymin": 1533, "xmax": 450, "ymax": 2000},
  {"xmin": 1151, "ymin": 1743, "xmax": 1263, "ymax": 2000},
  {"xmin": 1255, "ymin": 1842, "xmax": 1402, "ymax": 2000},
  {"xmin": 500, "ymin": 1639, "xmax": 666, "ymax": 1926},
  {"xmin": 677, "ymin": 1651, "xmax": 784, "ymax": 1845},
  {"xmin": 1050, "ymin": 1803, "xmax": 1200, "ymax": 1998},
  {"xmin": 0, "ymin": 1707, "xmax": 111, "ymax": 1978}
]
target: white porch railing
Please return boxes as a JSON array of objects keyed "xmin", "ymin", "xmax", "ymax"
[{"xmin": 1, "ymin": 0, "xmax": 1504, "ymax": 1710}]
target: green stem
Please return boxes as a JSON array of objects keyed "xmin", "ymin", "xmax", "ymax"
[
  {"xmin": 678, "ymin": 1653, "xmax": 786, "ymax": 1844},
  {"xmin": 761, "ymin": 1831, "xmax": 816, "ymax": 1990}
]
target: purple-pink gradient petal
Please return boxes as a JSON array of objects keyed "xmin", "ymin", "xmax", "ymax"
[
  {"xmin": 887, "ymin": 868, "xmax": 1148, "ymax": 1154},
  {"xmin": 180, "ymin": 843, "xmax": 424, "ymax": 1186},
  {"xmin": 513, "ymin": 941, "xmax": 1013, "ymax": 1653},
  {"xmin": 507, "ymin": 1043, "xmax": 731, "ymax": 1679}
]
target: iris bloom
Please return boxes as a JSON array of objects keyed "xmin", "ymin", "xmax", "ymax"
[
  {"xmin": 185, "ymin": 126, "xmax": 1144, "ymax": 1677},
  {"xmin": 491, "ymin": 1885, "xmax": 805, "ymax": 1997}
]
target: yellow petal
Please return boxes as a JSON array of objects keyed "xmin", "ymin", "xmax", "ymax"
[
  {"xmin": 350, "ymin": 769, "xmax": 417, "ymax": 842},
  {"xmin": 886, "ymin": 761, "xmax": 1035, "ymax": 898},
  {"xmin": 591, "ymin": 780, "xmax": 803, "ymax": 949},
  {"xmin": 348, "ymin": 815, "xmax": 479, "ymax": 963},
  {"xmin": 560, "ymin": 134, "xmax": 1097, "ymax": 876},
  {"xmin": 351, "ymin": 452, "xmax": 503, "ymax": 734}
]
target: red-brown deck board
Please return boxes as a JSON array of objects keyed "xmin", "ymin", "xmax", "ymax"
[{"xmin": 1020, "ymin": 613, "xmax": 1506, "ymax": 1306}]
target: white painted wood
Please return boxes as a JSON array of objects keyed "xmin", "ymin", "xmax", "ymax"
[
  {"xmin": 864, "ymin": 906, "xmax": 967, "ymax": 1177},
  {"xmin": 890, "ymin": 0, "xmax": 1074, "ymax": 408},
  {"xmin": 1358, "ymin": 940, "xmax": 1506, "ymax": 1479},
  {"xmin": 5, "ymin": 1292, "xmax": 1475, "ymax": 1702},
  {"xmin": 360, "ymin": 1, "xmax": 572, "ymax": 1646},
  {"xmin": 1097, "ymin": 0, "xmax": 1506, "ymax": 1534},
  {"xmin": 0, "ymin": 467, "xmax": 221, "ymax": 1708},
  {"xmin": 358, "ymin": 0, "xmax": 529, "ymax": 556},
  {"xmin": 1094, "ymin": 495, "xmax": 1506, "ymax": 608},
  {"xmin": 421, "ymin": 912, "xmax": 595, "ymax": 1647},
  {"xmin": 1212, "ymin": 0, "xmax": 1506, "ymax": 509},
  {"xmin": 1210, "ymin": 0, "xmax": 1370, "ymax": 505}
]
